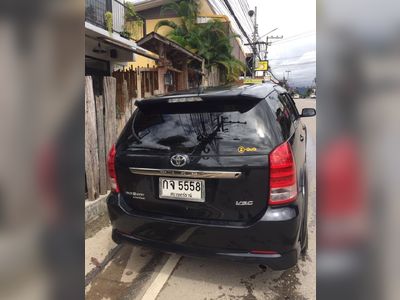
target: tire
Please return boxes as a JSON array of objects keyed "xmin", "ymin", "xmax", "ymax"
[
  {"xmin": 301, "ymin": 220, "xmax": 308, "ymax": 255},
  {"xmin": 300, "ymin": 169, "xmax": 309, "ymax": 255}
]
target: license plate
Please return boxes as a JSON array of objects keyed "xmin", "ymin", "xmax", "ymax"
[{"xmin": 159, "ymin": 177, "xmax": 205, "ymax": 202}]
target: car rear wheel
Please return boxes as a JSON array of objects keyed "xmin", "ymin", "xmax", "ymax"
[
  {"xmin": 301, "ymin": 219, "xmax": 308, "ymax": 255},
  {"xmin": 300, "ymin": 169, "xmax": 309, "ymax": 255}
]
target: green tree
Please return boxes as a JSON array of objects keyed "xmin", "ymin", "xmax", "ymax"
[{"xmin": 155, "ymin": 0, "xmax": 245, "ymax": 82}]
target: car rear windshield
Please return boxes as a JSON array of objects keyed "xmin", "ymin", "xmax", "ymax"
[{"xmin": 127, "ymin": 98, "xmax": 282, "ymax": 156}]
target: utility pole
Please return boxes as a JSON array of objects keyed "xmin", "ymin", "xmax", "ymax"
[
  {"xmin": 245, "ymin": 11, "xmax": 283, "ymax": 78},
  {"xmin": 264, "ymin": 35, "xmax": 283, "ymax": 60},
  {"xmin": 284, "ymin": 70, "xmax": 291, "ymax": 89},
  {"xmin": 286, "ymin": 70, "xmax": 291, "ymax": 80},
  {"xmin": 249, "ymin": 7, "xmax": 258, "ymax": 78}
]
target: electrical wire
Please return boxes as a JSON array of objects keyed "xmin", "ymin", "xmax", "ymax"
[
  {"xmin": 221, "ymin": 0, "xmax": 254, "ymax": 52},
  {"xmin": 271, "ymin": 32, "xmax": 315, "ymax": 45},
  {"xmin": 236, "ymin": 0, "xmax": 253, "ymax": 31},
  {"xmin": 268, "ymin": 55, "xmax": 304, "ymax": 61}
]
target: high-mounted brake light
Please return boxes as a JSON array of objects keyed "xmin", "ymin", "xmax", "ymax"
[
  {"xmin": 269, "ymin": 141, "xmax": 297, "ymax": 205},
  {"xmin": 107, "ymin": 144, "xmax": 120, "ymax": 192},
  {"xmin": 250, "ymin": 250, "xmax": 279, "ymax": 255},
  {"xmin": 168, "ymin": 96, "xmax": 203, "ymax": 103}
]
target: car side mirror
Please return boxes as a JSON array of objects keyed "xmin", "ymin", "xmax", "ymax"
[{"xmin": 301, "ymin": 108, "xmax": 316, "ymax": 117}]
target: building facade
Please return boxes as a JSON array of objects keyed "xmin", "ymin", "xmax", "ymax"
[
  {"xmin": 130, "ymin": 0, "xmax": 247, "ymax": 72},
  {"xmin": 85, "ymin": 0, "xmax": 152, "ymax": 94}
]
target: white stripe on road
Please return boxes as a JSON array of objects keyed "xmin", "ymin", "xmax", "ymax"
[
  {"xmin": 121, "ymin": 247, "xmax": 154, "ymax": 283},
  {"xmin": 140, "ymin": 254, "xmax": 181, "ymax": 300}
]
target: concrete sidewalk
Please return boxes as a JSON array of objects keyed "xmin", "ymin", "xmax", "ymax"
[{"xmin": 85, "ymin": 212, "xmax": 117, "ymax": 282}]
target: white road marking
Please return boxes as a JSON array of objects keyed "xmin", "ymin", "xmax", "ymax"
[
  {"xmin": 140, "ymin": 254, "xmax": 181, "ymax": 300},
  {"xmin": 121, "ymin": 247, "xmax": 153, "ymax": 283}
]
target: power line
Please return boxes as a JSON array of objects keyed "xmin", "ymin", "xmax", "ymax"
[
  {"xmin": 236, "ymin": 0, "xmax": 254, "ymax": 31},
  {"xmin": 270, "ymin": 61, "xmax": 316, "ymax": 67},
  {"xmin": 222, "ymin": 0, "xmax": 254, "ymax": 51},
  {"xmin": 233, "ymin": 0, "xmax": 250, "ymax": 28},
  {"xmin": 272, "ymin": 32, "xmax": 315, "ymax": 45},
  {"xmin": 274, "ymin": 31, "xmax": 315, "ymax": 42},
  {"xmin": 268, "ymin": 55, "xmax": 304, "ymax": 61}
]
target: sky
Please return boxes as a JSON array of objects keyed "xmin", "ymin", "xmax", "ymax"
[
  {"xmin": 207, "ymin": 0, "xmax": 316, "ymax": 87},
  {"xmin": 246, "ymin": 0, "xmax": 316, "ymax": 87}
]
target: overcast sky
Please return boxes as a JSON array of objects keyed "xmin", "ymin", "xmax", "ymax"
[
  {"xmin": 247, "ymin": 0, "xmax": 316, "ymax": 86},
  {"xmin": 208, "ymin": 0, "xmax": 316, "ymax": 87}
]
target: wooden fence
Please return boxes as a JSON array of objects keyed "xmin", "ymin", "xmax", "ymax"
[
  {"xmin": 85, "ymin": 68, "xmax": 160, "ymax": 200},
  {"xmin": 85, "ymin": 76, "xmax": 117, "ymax": 200},
  {"xmin": 85, "ymin": 65, "xmax": 223, "ymax": 200}
]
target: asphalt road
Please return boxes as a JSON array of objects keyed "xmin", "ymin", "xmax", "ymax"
[{"xmin": 85, "ymin": 98, "xmax": 316, "ymax": 300}]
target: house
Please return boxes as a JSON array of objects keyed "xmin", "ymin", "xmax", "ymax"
[
  {"xmin": 129, "ymin": 0, "xmax": 248, "ymax": 85},
  {"xmin": 137, "ymin": 32, "xmax": 204, "ymax": 94},
  {"xmin": 85, "ymin": 0, "xmax": 157, "ymax": 95}
]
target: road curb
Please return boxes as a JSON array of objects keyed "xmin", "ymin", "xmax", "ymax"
[{"xmin": 85, "ymin": 192, "xmax": 109, "ymax": 223}]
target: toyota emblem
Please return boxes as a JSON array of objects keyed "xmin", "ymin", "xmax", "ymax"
[{"xmin": 170, "ymin": 154, "xmax": 189, "ymax": 168}]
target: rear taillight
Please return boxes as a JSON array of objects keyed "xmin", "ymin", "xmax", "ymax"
[
  {"xmin": 269, "ymin": 141, "xmax": 297, "ymax": 205},
  {"xmin": 107, "ymin": 144, "xmax": 120, "ymax": 192}
]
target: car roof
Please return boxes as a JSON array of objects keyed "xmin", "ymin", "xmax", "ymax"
[{"xmin": 136, "ymin": 83, "xmax": 286, "ymax": 106}]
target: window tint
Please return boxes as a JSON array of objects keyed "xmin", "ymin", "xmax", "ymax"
[
  {"xmin": 129, "ymin": 99, "xmax": 277, "ymax": 155},
  {"xmin": 278, "ymin": 93, "xmax": 297, "ymax": 122},
  {"xmin": 267, "ymin": 92, "xmax": 292, "ymax": 139},
  {"xmin": 283, "ymin": 93, "xmax": 300, "ymax": 119}
]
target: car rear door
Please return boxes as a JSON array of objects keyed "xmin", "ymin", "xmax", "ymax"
[
  {"xmin": 115, "ymin": 96, "xmax": 283, "ymax": 223},
  {"xmin": 276, "ymin": 92, "xmax": 306, "ymax": 190}
]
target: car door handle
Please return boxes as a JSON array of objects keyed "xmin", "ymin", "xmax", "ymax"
[{"xmin": 300, "ymin": 134, "xmax": 304, "ymax": 142}]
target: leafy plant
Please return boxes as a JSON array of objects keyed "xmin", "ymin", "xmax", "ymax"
[
  {"xmin": 104, "ymin": 11, "xmax": 113, "ymax": 35},
  {"xmin": 155, "ymin": 0, "xmax": 245, "ymax": 82},
  {"xmin": 124, "ymin": 2, "xmax": 144, "ymax": 40},
  {"xmin": 125, "ymin": 2, "xmax": 140, "ymax": 21}
]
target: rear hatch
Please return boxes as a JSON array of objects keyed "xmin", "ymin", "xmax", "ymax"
[{"xmin": 115, "ymin": 95, "xmax": 282, "ymax": 223}]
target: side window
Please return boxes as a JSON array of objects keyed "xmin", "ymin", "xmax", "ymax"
[
  {"xmin": 278, "ymin": 93, "xmax": 297, "ymax": 122},
  {"xmin": 284, "ymin": 93, "xmax": 300, "ymax": 119},
  {"xmin": 267, "ymin": 92, "xmax": 292, "ymax": 139}
]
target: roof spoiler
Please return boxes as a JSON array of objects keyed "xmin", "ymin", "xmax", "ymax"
[{"xmin": 135, "ymin": 95, "xmax": 262, "ymax": 113}]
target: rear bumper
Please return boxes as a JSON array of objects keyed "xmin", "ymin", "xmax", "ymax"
[{"xmin": 107, "ymin": 193, "xmax": 302, "ymax": 270}]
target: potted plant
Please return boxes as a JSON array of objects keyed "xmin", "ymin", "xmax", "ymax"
[
  {"xmin": 120, "ymin": 28, "xmax": 131, "ymax": 39},
  {"xmin": 104, "ymin": 11, "xmax": 113, "ymax": 35},
  {"xmin": 123, "ymin": 3, "xmax": 144, "ymax": 40}
]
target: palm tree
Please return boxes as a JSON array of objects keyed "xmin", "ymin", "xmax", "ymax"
[
  {"xmin": 154, "ymin": 0, "xmax": 199, "ymax": 48},
  {"xmin": 154, "ymin": 0, "xmax": 245, "ymax": 82},
  {"xmin": 188, "ymin": 20, "xmax": 245, "ymax": 81}
]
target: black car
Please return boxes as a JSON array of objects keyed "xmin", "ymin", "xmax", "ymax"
[{"xmin": 107, "ymin": 83, "xmax": 316, "ymax": 270}]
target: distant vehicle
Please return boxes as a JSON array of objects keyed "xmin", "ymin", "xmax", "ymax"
[
  {"xmin": 106, "ymin": 83, "xmax": 316, "ymax": 270},
  {"xmin": 293, "ymin": 94, "xmax": 300, "ymax": 99},
  {"xmin": 310, "ymin": 93, "xmax": 316, "ymax": 98}
]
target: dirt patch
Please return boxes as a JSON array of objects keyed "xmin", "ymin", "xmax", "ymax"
[
  {"xmin": 85, "ymin": 245, "xmax": 132, "ymax": 300},
  {"xmin": 269, "ymin": 265, "xmax": 307, "ymax": 300},
  {"xmin": 85, "ymin": 213, "xmax": 110, "ymax": 239}
]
